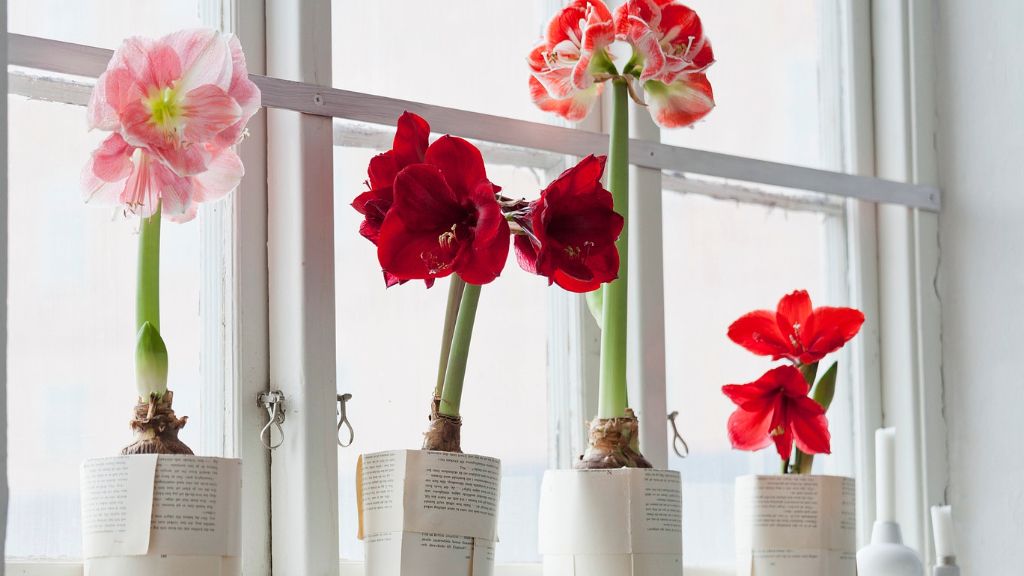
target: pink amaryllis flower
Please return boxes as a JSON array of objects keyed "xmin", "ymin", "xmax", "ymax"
[
  {"xmin": 528, "ymin": 0, "xmax": 616, "ymax": 121},
  {"xmin": 82, "ymin": 29, "xmax": 260, "ymax": 222},
  {"xmin": 614, "ymin": 0, "xmax": 715, "ymax": 128},
  {"xmin": 722, "ymin": 365, "xmax": 831, "ymax": 461},
  {"xmin": 728, "ymin": 290, "xmax": 865, "ymax": 366}
]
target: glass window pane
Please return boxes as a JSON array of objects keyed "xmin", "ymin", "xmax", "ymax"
[
  {"xmin": 663, "ymin": 0, "xmax": 836, "ymax": 170},
  {"xmin": 5, "ymin": 96, "xmax": 204, "ymax": 559},
  {"xmin": 331, "ymin": 0, "xmax": 552, "ymax": 122},
  {"xmin": 8, "ymin": 0, "xmax": 206, "ymax": 49},
  {"xmin": 661, "ymin": 189, "xmax": 851, "ymax": 566},
  {"xmin": 334, "ymin": 144, "xmax": 550, "ymax": 563}
]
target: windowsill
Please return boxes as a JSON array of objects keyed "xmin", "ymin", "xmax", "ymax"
[{"xmin": 6, "ymin": 560, "xmax": 734, "ymax": 576}]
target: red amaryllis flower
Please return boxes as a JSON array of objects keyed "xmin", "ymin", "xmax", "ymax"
[
  {"xmin": 614, "ymin": 0, "xmax": 715, "ymax": 128},
  {"xmin": 722, "ymin": 365, "xmax": 831, "ymax": 460},
  {"xmin": 528, "ymin": 0, "xmax": 616, "ymax": 121},
  {"xmin": 514, "ymin": 155, "xmax": 622, "ymax": 292},
  {"xmin": 377, "ymin": 136, "xmax": 509, "ymax": 285},
  {"xmin": 728, "ymin": 290, "xmax": 865, "ymax": 365},
  {"xmin": 352, "ymin": 112, "xmax": 430, "ymax": 244}
]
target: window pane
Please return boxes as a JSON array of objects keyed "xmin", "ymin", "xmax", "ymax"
[
  {"xmin": 661, "ymin": 190, "xmax": 852, "ymax": 566},
  {"xmin": 8, "ymin": 0, "xmax": 206, "ymax": 49},
  {"xmin": 663, "ymin": 0, "xmax": 836, "ymax": 170},
  {"xmin": 5, "ymin": 97, "xmax": 204, "ymax": 559},
  {"xmin": 334, "ymin": 143, "xmax": 550, "ymax": 563},
  {"xmin": 331, "ymin": 0, "xmax": 552, "ymax": 122}
]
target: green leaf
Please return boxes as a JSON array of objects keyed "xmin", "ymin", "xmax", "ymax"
[
  {"xmin": 585, "ymin": 287, "xmax": 604, "ymax": 329},
  {"xmin": 135, "ymin": 321, "xmax": 169, "ymax": 400},
  {"xmin": 811, "ymin": 361, "xmax": 839, "ymax": 413}
]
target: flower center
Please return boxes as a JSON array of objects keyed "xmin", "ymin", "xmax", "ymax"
[
  {"xmin": 769, "ymin": 425, "xmax": 785, "ymax": 437},
  {"xmin": 146, "ymin": 86, "xmax": 183, "ymax": 136}
]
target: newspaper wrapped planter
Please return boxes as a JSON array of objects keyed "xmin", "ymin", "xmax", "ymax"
[
  {"xmin": 538, "ymin": 469, "xmax": 683, "ymax": 576},
  {"xmin": 80, "ymin": 455, "xmax": 242, "ymax": 576},
  {"xmin": 735, "ymin": 474, "xmax": 856, "ymax": 576},
  {"xmin": 357, "ymin": 450, "xmax": 502, "ymax": 576}
]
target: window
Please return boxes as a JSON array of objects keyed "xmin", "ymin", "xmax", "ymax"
[
  {"xmin": 4, "ymin": 0, "xmax": 944, "ymax": 574},
  {"xmin": 4, "ymin": 0, "xmax": 230, "ymax": 562}
]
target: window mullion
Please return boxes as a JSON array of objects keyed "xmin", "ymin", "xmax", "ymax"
[{"xmin": 266, "ymin": 0, "xmax": 339, "ymax": 574}]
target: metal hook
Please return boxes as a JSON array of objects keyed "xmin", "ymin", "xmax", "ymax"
[
  {"xmin": 668, "ymin": 411, "xmax": 690, "ymax": 458},
  {"xmin": 337, "ymin": 393, "xmax": 354, "ymax": 447},
  {"xmin": 257, "ymin": 391, "xmax": 286, "ymax": 450}
]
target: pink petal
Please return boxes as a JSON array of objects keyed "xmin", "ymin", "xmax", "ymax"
[
  {"xmin": 191, "ymin": 147, "xmax": 244, "ymax": 203},
  {"xmin": 150, "ymin": 162, "xmax": 196, "ymax": 222},
  {"xmin": 164, "ymin": 29, "xmax": 232, "ymax": 93},
  {"xmin": 89, "ymin": 133, "xmax": 135, "ymax": 183},
  {"xmin": 213, "ymin": 35, "xmax": 262, "ymax": 148},
  {"xmin": 182, "ymin": 84, "xmax": 242, "ymax": 143}
]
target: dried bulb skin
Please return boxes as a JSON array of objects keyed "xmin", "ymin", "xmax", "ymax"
[
  {"xmin": 121, "ymin": 390, "xmax": 194, "ymax": 455},
  {"xmin": 576, "ymin": 408, "xmax": 652, "ymax": 469},
  {"xmin": 421, "ymin": 396, "xmax": 463, "ymax": 453}
]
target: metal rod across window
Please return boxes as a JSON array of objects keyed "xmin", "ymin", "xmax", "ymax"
[{"xmin": 6, "ymin": 32, "xmax": 940, "ymax": 211}]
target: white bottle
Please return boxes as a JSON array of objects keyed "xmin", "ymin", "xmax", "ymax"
[{"xmin": 857, "ymin": 428, "xmax": 924, "ymax": 576}]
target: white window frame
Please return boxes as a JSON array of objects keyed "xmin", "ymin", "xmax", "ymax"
[{"xmin": 2, "ymin": 0, "xmax": 948, "ymax": 573}]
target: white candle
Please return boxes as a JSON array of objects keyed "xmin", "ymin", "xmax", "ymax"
[
  {"xmin": 931, "ymin": 505, "xmax": 957, "ymax": 560},
  {"xmin": 876, "ymin": 427, "xmax": 896, "ymax": 523}
]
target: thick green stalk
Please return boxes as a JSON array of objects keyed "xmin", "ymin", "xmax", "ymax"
[
  {"xmin": 438, "ymin": 283, "xmax": 482, "ymax": 418},
  {"xmin": 137, "ymin": 206, "xmax": 162, "ymax": 333},
  {"xmin": 434, "ymin": 276, "xmax": 466, "ymax": 399},
  {"xmin": 597, "ymin": 79, "xmax": 630, "ymax": 419}
]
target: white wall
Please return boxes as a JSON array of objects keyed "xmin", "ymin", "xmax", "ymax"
[{"xmin": 934, "ymin": 0, "xmax": 1024, "ymax": 571}]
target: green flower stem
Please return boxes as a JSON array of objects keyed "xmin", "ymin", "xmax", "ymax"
[
  {"xmin": 137, "ymin": 205, "xmax": 162, "ymax": 333},
  {"xmin": 438, "ymin": 282, "xmax": 482, "ymax": 419},
  {"xmin": 597, "ymin": 79, "xmax": 630, "ymax": 419},
  {"xmin": 434, "ymin": 276, "xmax": 467, "ymax": 399}
]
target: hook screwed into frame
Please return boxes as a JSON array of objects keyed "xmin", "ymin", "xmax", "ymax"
[
  {"xmin": 668, "ymin": 411, "xmax": 690, "ymax": 458},
  {"xmin": 337, "ymin": 393, "xmax": 354, "ymax": 447},
  {"xmin": 257, "ymin": 390, "xmax": 286, "ymax": 450}
]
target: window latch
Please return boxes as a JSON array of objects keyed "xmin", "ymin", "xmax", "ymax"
[
  {"xmin": 668, "ymin": 411, "xmax": 690, "ymax": 458},
  {"xmin": 337, "ymin": 393, "xmax": 354, "ymax": 447},
  {"xmin": 257, "ymin": 390, "xmax": 286, "ymax": 450}
]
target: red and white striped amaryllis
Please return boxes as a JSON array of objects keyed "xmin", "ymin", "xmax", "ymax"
[
  {"xmin": 614, "ymin": 0, "xmax": 715, "ymax": 128},
  {"xmin": 529, "ymin": 0, "xmax": 714, "ymax": 129},
  {"xmin": 82, "ymin": 29, "xmax": 260, "ymax": 222},
  {"xmin": 528, "ymin": 0, "xmax": 616, "ymax": 121}
]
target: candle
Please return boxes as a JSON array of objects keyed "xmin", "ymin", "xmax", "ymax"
[
  {"xmin": 931, "ymin": 505, "xmax": 957, "ymax": 561},
  {"xmin": 876, "ymin": 427, "xmax": 896, "ymax": 523}
]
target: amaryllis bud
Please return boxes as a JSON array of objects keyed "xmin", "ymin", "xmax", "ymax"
[{"xmin": 135, "ymin": 321, "xmax": 169, "ymax": 400}]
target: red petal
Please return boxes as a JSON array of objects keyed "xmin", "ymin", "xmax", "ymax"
[
  {"xmin": 393, "ymin": 112, "xmax": 430, "ymax": 167},
  {"xmin": 377, "ymin": 211, "xmax": 458, "ymax": 282},
  {"xmin": 776, "ymin": 289, "xmax": 813, "ymax": 342},
  {"xmin": 726, "ymin": 400, "xmax": 774, "ymax": 452},
  {"xmin": 727, "ymin": 310, "xmax": 791, "ymax": 358},
  {"xmin": 514, "ymin": 235, "xmax": 540, "ymax": 275},
  {"xmin": 423, "ymin": 136, "xmax": 487, "ymax": 199},
  {"xmin": 800, "ymin": 307, "xmax": 866, "ymax": 363},
  {"xmin": 644, "ymin": 73, "xmax": 714, "ymax": 128},
  {"xmin": 390, "ymin": 164, "xmax": 462, "ymax": 231},
  {"xmin": 367, "ymin": 151, "xmax": 398, "ymax": 191},
  {"xmin": 790, "ymin": 396, "xmax": 832, "ymax": 455},
  {"xmin": 777, "ymin": 365, "xmax": 812, "ymax": 397},
  {"xmin": 530, "ymin": 76, "xmax": 602, "ymax": 122},
  {"xmin": 455, "ymin": 219, "xmax": 511, "ymax": 286}
]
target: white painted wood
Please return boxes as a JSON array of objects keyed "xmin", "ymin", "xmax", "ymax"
[
  {"xmin": 1, "ymin": 1, "xmax": 9, "ymax": 571},
  {"xmin": 266, "ymin": 0, "xmax": 339, "ymax": 574},
  {"xmin": 3, "ymin": 564, "xmax": 82, "ymax": 576},
  {"xmin": 337, "ymin": 562, "xmax": 732, "ymax": 576},
  {"xmin": 907, "ymin": 0, "xmax": 947, "ymax": 566},
  {"xmin": 223, "ymin": 1, "xmax": 273, "ymax": 574},
  {"xmin": 871, "ymin": 0, "xmax": 945, "ymax": 558},
  {"xmin": 626, "ymin": 100, "xmax": 668, "ymax": 469},
  {"xmin": 5, "ymin": 33, "xmax": 941, "ymax": 211},
  {"xmin": 839, "ymin": 0, "xmax": 885, "ymax": 546}
]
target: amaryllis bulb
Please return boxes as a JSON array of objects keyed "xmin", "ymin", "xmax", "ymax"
[{"xmin": 135, "ymin": 321, "xmax": 169, "ymax": 399}]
